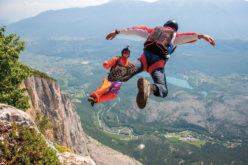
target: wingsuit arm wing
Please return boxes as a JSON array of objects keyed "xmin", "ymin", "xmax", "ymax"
[
  {"xmin": 106, "ymin": 26, "xmax": 154, "ymax": 40},
  {"xmin": 102, "ymin": 57, "xmax": 118, "ymax": 69}
]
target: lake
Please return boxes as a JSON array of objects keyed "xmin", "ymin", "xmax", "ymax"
[{"xmin": 139, "ymin": 72, "xmax": 193, "ymax": 89}]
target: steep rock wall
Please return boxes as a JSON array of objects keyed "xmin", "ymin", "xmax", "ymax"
[
  {"xmin": 20, "ymin": 76, "xmax": 142, "ymax": 165},
  {"xmin": 23, "ymin": 76, "xmax": 88, "ymax": 155}
]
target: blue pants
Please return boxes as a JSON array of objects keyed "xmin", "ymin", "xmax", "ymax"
[{"xmin": 131, "ymin": 50, "xmax": 168, "ymax": 98}]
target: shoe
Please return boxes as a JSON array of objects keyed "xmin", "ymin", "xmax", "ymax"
[
  {"xmin": 87, "ymin": 96, "xmax": 95, "ymax": 107},
  {"xmin": 136, "ymin": 78, "xmax": 152, "ymax": 109},
  {"xmin": 108, "ymin": 64, "xmax": 136, "ymax": 82}
]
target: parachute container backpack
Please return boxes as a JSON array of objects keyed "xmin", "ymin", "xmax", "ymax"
[{"xmin": 144, "ymin": 26, "xmax": 175, "ymax": 59}]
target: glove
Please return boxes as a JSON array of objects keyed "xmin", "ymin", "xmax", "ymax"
[{"xmin": 103, "ymin": 61, "xmax": 109, "ymax": 69}]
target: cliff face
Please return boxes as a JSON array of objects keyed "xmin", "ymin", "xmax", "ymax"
[
  {"xmin": 23, "ymin": 76, "xmax": 88, "ymax": 155},
  {"xmin": 0, "ymin": 103, "xmax": 95, "ymax": 165},
  {"xmin": 20, "ymin": 76, "xmax": 142, "ymax": 165}
]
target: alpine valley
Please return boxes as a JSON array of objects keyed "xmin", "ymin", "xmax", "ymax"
[{"xmin": 3, "ymin": 0, "xmax": 248, "ymax": 164}]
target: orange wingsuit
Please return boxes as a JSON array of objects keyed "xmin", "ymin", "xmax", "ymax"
[{"xmin": 88, "ymin": 49, "xmax": 132, "ymax": 105}]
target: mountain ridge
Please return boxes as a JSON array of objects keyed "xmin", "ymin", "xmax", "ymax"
[{"xmin": 7, "ymin": 0, "xmax": 248, "ymax": 40}]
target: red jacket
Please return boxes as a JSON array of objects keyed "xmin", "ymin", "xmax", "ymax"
[{"xmin": 103, "ymin": 56, "xmax": 132, "ymax": 69}]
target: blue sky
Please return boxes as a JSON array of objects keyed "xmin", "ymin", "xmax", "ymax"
[{"xmin": 0, "ymin": 0, "xmax": 157, "ymax": 22}]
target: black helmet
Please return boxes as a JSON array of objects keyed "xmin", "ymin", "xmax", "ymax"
[
  {"xmin": 121, "ymin": 44, "xmax": 130, "ymax": 55},
  {"xmin": 163, "ymin": 20, "xmax": 178, "ymax": 31}
]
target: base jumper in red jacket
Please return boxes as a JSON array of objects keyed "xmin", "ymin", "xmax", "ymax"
[
  {"xmin": 106, "ymin": 20, "xmax": 215, "ymax": 109},
  {"xmin": 88, "ymin": 45, "xmax": 132, "ymax": 106}
]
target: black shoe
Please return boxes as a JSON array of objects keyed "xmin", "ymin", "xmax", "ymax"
[
  {"xmin": 87, "ymin": 96, "xmax": 95, "ymax": 107},
  {"xmin": 108, "ymin": 64, "xmax": 136, "ymax": 82},
  {"xmin": 136, "ymin": 78, "xmax": 152, "ymax": 109}
]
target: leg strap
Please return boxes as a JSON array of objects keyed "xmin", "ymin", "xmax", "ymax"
[
  {"xmin": 139, "ymin": 53, "xmax": 148, "ymax": 72},
  {"xmin": 139, "ymin": 53, "xmax": 165, "ymax": 74},
  {"xmin": 148, "ymin": 60, "xmax": 165, "ymax": 74}
]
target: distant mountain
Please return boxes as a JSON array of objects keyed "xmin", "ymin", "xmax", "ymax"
[
  {"xmin": 7, "ymin": 0, "xmax": 248, "ymax": 40},
  {"xmin": 0, "ymin": 19, "xmax": 12, "ymax": 26}
]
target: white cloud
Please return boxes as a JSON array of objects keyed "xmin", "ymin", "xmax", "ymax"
[{"xmin": 0, "ymin": 0, "xmax": 110, "ymax": 22}]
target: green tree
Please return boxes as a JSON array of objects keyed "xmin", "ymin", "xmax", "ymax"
[
  {"xmin": 0, "ymin": 122, "xmax": 61, "ymax": 164},
  {"xmin": 0, "ymin": 26, "xmax": 30, "ymax": 111}
]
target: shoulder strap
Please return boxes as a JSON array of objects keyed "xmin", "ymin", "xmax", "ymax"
[{"xmin": 110, "ymin": 56, "xmax": 120, "ymax": 72}]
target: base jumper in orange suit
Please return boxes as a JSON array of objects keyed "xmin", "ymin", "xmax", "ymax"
[{"xmin": 87, "ymin": 46, "xmax": 132, "ymax": 106}]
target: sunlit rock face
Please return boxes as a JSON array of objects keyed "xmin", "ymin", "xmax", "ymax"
[{"xmin": 23, "ymin": 76, "xmax": 88, "ymax": 155}]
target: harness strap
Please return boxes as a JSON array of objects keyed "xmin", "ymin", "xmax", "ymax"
[
  {"xmin": 139, "ymin": 53, "xmax": 165, "ymax": 74},
  {"xmin": 148, "ymin": 60, "xmax": 165, "ymax": 74},
  {"xmin": 110, "ymin": 87, "xmax": 121, "ymax": 91},
  {"xmin": 139, "ymin": 54, "xmax": 148, "ymax": 71},
  {"xmin": 110, "ymin": 56, "xmax": 121, "ymax": 72}
]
